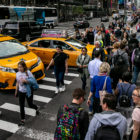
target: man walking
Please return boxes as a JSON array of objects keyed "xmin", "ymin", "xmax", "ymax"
[
  {"xmin": 85, "ymin": 94, "xmax": 127, "ymax": 140},
  {"xmin": 88, "ymin": 50, "xmax": 102, "ymax": 114},
  {"xmin": 54, "ymin": 88, "xmax": 89, "ymax": 140}
]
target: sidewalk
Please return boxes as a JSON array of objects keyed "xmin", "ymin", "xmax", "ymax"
[{"xmin": 8, "ymin": 77, "xmax": 90, "ymax": 140}]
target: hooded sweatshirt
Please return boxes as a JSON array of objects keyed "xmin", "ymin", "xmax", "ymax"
[{"xmin": 85, "ymin": 111, "xmax": 127, "ymax": 140}]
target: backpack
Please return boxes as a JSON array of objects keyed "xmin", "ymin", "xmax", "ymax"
[
  {"xmin": 54, "ymin": 104, "xmax": 83, "ymax": 140},
  {"xmin": 134, "ymin": 48, "xmax": 140, "ymax": 67},
  {"xmin": 94, "ymin": 124, "xmax": 121, "ymax": 140},
  {"xmin": 113, "ymin": 51, "xmax": 126, "ymax": 66},
  {"xmin": 119, "ymin": 84, "xmax": 131, "ymax": 107}
]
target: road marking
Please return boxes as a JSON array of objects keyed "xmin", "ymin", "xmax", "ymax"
[
  {"xmin": 43, "ymin": 77, "xmax": 72, "ymax": 84},
  {"xmin": 39, "ymin": 84, "xmax": 56, "ymax": 91},
  {"xmin": 0, "ymin": 120, "xmax": 19, "ymax": 133},
  {"xmin": 52, "ymin": 72, "xmax": 79, "ymax": 77},
  {"xmin": 17, "ymin": 127, "xmax": 54, "ymax": 140},
  {"xmin": 33, "ymin": 95, "xmax": 52, "ymax": 103},
  {"xmin": 0, "ymin": 103, "xmax": 36, "ymax": 116}
]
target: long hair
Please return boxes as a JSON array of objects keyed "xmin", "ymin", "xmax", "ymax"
[{"xmin": 18, "ymin": 61, "xmax": 27, "ymax": 72}]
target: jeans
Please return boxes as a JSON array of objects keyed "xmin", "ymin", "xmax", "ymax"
[
  {"xmin": 89, "ymin": 95, "xmax": 94, "ymax": 112},
  {"xmin": 132, "ymin": 66, "xmax": 140, "ymax": 84},
  {"xmin": 54, "ymin": 67, "xmax": 65, "ymax": 88},
  {"xmin": 81, "ymin": 74, "xmax": 87, "ymax": 90},
  {"xmin": 19, "ymin": 90, "xmax": 37, "ymax": 120}
]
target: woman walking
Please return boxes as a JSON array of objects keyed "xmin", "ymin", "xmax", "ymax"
[
  {"xmin": 76, "ymin": 47, "xmax": 90, "ymax": 90},
  {"xmin": 87, "ymin": 62, "xmax": 112, "ymax": 113},
  {"xmin": 15, "ymin": 61, "xmax": 39, "ymax": 126},
  {"xmin": 47, "ymin": 46, "xmax": 68, "ymax": 94}
]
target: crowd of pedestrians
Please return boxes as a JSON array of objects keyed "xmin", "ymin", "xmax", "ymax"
[{"xmin": 54, "ymin": 18, "xmax": 140, "ymax": 140}]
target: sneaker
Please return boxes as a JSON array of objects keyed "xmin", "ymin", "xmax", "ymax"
[
  {"xmin": 61, "ymin": 85, "xmax": 66, "ymax": 92},
  {"xmin": 55, "ymin": 87, "xmax": 60, "ymax": 94},
  {"xmin": 88, "ymin": 111, "xmax": 93, "ymax": 115},
  {"xmin": 36, "ymin": 106, "xmax": 40, "ymax": 116}
]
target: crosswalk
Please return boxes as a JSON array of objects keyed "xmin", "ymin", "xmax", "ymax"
[{"xmin": 0, "ymin": 70, "xmax": 79, "ymax": 139}]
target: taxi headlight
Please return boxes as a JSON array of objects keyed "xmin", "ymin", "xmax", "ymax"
[
  {"xmin": 37, "ymin": 57, "xmax": 41, "ymax": 65},
  {"xmin": 0, "ymin": 66, "xmax": 16, "ymax": 73}
]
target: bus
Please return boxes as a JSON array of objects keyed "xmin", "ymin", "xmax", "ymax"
[{"xmin": 0, "ymin": 6, "xmax": 58, "ymax": 29}]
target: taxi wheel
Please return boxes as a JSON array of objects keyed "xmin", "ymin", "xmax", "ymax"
[
  {"xmin": 46, "ymin": 25, "xmax": 50, "ymax": 29},
  {"xmin": 26, "ymin": 34, "xmax": 30, "ymax": 41}
]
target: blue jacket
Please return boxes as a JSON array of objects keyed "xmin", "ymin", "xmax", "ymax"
[{"xmin": 24, "ymin": 77, "xmax": 39, "ymax": 97}]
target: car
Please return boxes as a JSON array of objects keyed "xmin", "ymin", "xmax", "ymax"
[
  {"xmin": 1, "ymin": 21, "xmax": 43, "ymax": 41},
  {"xmin": 73, "ymin": 18, "xmax": 90, "ymax": 29},
  {"xmin": 0, "ymin": 35, "xmax": 45, "ymax": 90},
  {"xmin": 101, "ymin": 16, "xmax": 109, "ymax": 22},
  {"xmin": 25, "ymin": 36, "xmax": 108, "ymax": 67},
  {"xmin": 25, "ymin": 37, "xmax": 95, "ymax": 67}
]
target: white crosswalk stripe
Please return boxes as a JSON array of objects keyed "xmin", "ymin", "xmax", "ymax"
[
  {"xmin": 0, "ymin": 103, "xmax": 36, "ymax": 116},
  {"xmin": 43, "ymin": 77, "xmax": 72, "ymax": 84},
  {"xmin": 39, "ymin": 84, "xmax": 56, "ymax": 91},
  {"xmin": 52, "ymin": 72, "xmax": 79, "ymax": 77},
  {"xmin": 0, "ymin": 120, "xmax": 19, "ymax": 133},
  {"xmin": 33, "ymin": 95, "xmax": 52, "ymax": 103}
]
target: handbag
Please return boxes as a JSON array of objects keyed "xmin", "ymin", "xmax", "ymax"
[
  {"xmin": 77, "ymin": 55, "xmax": 86, "ymax": 73},
  {"xmin": 99, "ymin": 77, "xmax": 108, "ymax": 105}
]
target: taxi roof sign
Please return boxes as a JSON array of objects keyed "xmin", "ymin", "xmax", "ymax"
[{"xmin": 41, "ymin": 29, "xmax": 68, "ymax": 38}]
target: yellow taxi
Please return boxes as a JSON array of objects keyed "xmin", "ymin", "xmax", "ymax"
[
  {"xmin": 25, "ymin": 37, "xmax": 97, "ymax": 67},
  {"xmin": 0, "ymin": 35, "xmax": 45, "ymax": 90}
]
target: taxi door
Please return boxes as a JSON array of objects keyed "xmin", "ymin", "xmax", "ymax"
[{"xmin": 28, "ymin": 40, "xmax": 54, "ymax": 64}]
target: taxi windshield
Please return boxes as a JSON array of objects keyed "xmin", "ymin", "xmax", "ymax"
[
  {"xmin": 66, "ymin": 38, "xmax": 86, "ymax": 49},
  {"xmin": 0, "ymin": 41, "xmax": 28, "ymax": 58}
]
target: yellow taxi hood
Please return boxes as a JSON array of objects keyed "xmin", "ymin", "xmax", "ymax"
[{"xmin": 0, "ymin": 52, "xmax": 38, "ymax": 69}]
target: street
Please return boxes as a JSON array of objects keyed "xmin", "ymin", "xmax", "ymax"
[{"xmin": 0, "ymin": 16, "xmax": 139, "ymax": 140}]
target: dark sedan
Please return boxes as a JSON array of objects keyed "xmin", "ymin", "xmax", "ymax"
[{"xmin": 73, "ymin": 19, "xmax": 90, "ymax": 29}]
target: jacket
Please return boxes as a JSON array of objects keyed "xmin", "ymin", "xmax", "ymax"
[
  {"xmin": 85, "ymin": 111, "xmax": 127, "ymax": 140},
  {"xmin": 76, "ymin": 54, "xmax": 91, "ymax": 79},
  {"xmin": 112, "ymin": 49, "xmax": 129, "ymax": 67},
  {"xmin": 24, "ymin": 77, "xmax": 39, "ymax": 97},
  {"xmin": 57, "ymin": 103, "xmax": 89, "ymax": 140}
]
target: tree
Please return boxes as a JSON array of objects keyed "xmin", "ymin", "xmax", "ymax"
[{"xmin": 72, "ymin": 6, "xmax": 84, "ymax": 17}]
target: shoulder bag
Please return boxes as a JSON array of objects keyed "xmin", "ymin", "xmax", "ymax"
[{"xmin": 99, "ymin": 76, "xmax": 108, "ymax": 105}]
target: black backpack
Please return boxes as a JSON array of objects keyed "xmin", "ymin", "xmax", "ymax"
[
  {"xmin": 119, "ymin": 84, "xmax": 131, "ymax": 107},
  {"xmin": 134, "ymin": 48, "xmax": 140, "ymax": 67},
  {"xmin": 94, "ymin": 124, "xmax": 121, "ymax": 140},
  {"xmin": 113, "ymin": 51, "xmax": 126, "ymax": 66}
]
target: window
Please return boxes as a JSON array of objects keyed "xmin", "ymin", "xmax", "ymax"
[
  {"xmin": 30, "ymin": 40, "xmax": 50, "ymax": 48},
  {"xmin": 53, "ymin": 41, "xmax": 71, "ymax": 50}
]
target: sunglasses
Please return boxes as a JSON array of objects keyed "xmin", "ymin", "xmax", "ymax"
[{"xmin": 132, "ymin": 93, "xmax": 140, "ymax": 98}]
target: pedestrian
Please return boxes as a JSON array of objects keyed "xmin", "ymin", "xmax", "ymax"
[
  {"xmin": 87, "ymin": 62, "xmax": 112, "ymax": 113},
  {"xmin": 76, "ymin": 47, "xmax": 90, "ymax": 90},
  {"xmin": 74, "ymin": 29, "xmax": 82, "ymax": 40},
  {"xmin": 92, "ymin": 41, "xmax": 105, "ymax": 61},
  {"xmin": 54, "ymin": 88, "xmax": 89, "ymax": 140},
  {"xmin": 85, "ymin": 94, "xmax": 127, "ymax": 140},
  {"xmin": 88, "ymin": 50, "xmax": 102, "ymax": 115},
  {"xmin": 115, "ymin": 72, "xmax": 136, "ymax": 107},
  {"xmin": 46, "ymin": 46, "xmax": 68, "ymax": 94},
  {"xmin": 112, "ymin": 42, "xmax": 130, "ymax": 80},
  {"xmin": 94, "ymin": 30, "xmax": 102, "ymax": 44},
  {"xmin": 131, "ymin": 43, "xmax": 140, "ymax": 84},
  {"xmin": 136, "ymin": 22, "xmax": 140, "ymax": 32},
  {"xmin": 131, "ymin": 87, "xmax": 140, "ymax": 140},
  {"xmin": 15, "ymin": 61, "xmax": 39, "ymax": 126},
  {"xmin": 86, "ymin": 27, "xmax": 94, "ymax": 44}
]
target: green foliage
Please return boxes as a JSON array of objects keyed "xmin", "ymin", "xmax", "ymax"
[{"xmin": 72, "ymin": 6, "xmax": 84, "ymax": 16}]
